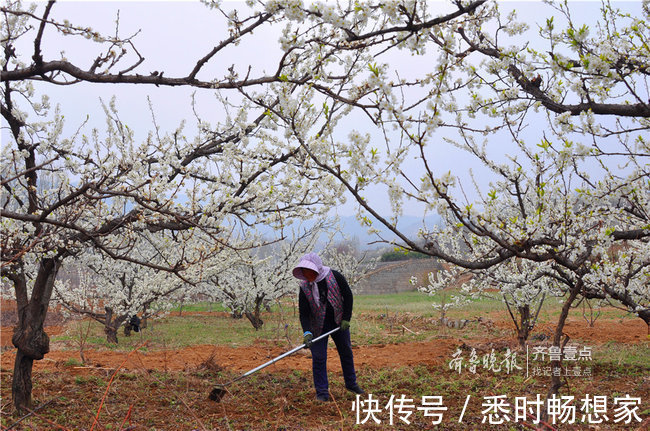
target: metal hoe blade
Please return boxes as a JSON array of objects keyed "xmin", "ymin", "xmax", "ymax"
[
  {"xmin": 208, "ymin": 327, "xmax": 340, "ymax": 402},
  {"xmin": 208, "ymin": 385, "xmax": 227, "ymax": 402}
]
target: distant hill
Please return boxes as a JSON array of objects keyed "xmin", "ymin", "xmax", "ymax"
[
  {"xmin": 250, "ymin": 213, "xmax": 442, "ymax": 251},
  {"xmin": 335, "ymin": 214, "xmax": 442, "ymax": 249}
]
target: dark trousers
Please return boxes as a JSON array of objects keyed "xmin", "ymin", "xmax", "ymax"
[{"xmin": 310, "ymin": 321, "xmax": 358, "ymax": 397}]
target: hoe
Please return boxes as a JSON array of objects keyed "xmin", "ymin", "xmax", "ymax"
[{"xmin": 209, "ymin": 327, "xmax": 340, "ymax": 401}]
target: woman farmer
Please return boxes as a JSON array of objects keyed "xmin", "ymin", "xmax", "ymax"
[{"xmin": 293, "ymin": 252, "xmax": 365, "ymax": 402}]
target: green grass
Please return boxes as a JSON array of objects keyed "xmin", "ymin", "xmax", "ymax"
[
  {"xmin": 51, "ymin": 305, "xmax": 304, "ymax": 351},
  {"xmin": 167, "ymin": 301, "xmax": 229, "ymax": 313},
  {"xmin": 50, "ymin": 289, "xmax": 644, "ymax": 357},
  {"xmin": 47, "ymin": 290, "xmax": 516, "ymax": 351},
  {"xmin": 63, "ymin": 357, "xmax": 82, "ymax": 367},
  {"xmin": 51, "ymin": 291, "xmax": 455, "ymax": 351},
  {"xmin": 355, "ymin": 290, "xmax": 439, "ymax": 315},
  {"xmin": 593, "ymin": 343, "xmax": 650, "ymax": 369}
]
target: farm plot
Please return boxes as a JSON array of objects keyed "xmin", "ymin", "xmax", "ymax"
[{"xmin": 1, "ymin": 294, "xmax": 648, "ymax": 430}]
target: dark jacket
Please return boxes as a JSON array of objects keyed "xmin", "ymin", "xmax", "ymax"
[{"xmin": 298, "ymin": 269, "xmax": 353, "ymax": 333}]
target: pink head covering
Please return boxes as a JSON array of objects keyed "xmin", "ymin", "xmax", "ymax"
[
  {"xmin": 292, "ymin": 252, "xmax": 330, "ymax": 303},
  {"xmin": 292, "ymin": 252, "xmax": 330, "ymax": 281}
]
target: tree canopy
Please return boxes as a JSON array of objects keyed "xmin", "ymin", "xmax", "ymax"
[{"xmin": 1, "ymin": 0, "xmax": 648, "ymax": 415}]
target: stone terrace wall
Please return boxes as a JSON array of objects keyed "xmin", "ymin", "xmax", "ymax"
[{"xmin": 354, "ymin": 258, "xmax": 443, "ymax": 295}]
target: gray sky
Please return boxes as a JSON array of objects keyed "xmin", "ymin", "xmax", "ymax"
[{"xmin": 2, "ymin": 1, "xmax": 642, "ymax": 218}]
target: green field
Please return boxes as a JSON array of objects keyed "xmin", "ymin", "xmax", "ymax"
[{"xmin": 49, "ymin": 290, "xmax": 648, "ymax": 368}]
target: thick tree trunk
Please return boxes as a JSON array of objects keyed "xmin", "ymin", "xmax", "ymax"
[
  {"xmin": 245, "ymin": 311, "xmax": 264, "ymax": 330},
  {"xmin": 105, "ymin": 325, "xmax": 119, "ymax": 344},
  {"xmin": 103, "ymin": 307, "xmax": 126, "ymax": 344},
  {"xmin": 11, "ymin": 257, "xmax": 60, "ymax": 413},
  {"xmin": 12, "ymin": 351, "xmax": 35, "ymax": 413},
  {"xmin": 245, "ymin": 299, "xmax": 266, "ymax": 330}
]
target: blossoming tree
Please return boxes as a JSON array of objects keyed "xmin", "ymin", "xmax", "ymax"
[
  {"xmin": 205, "ymin": 223, "xmax": 324, "ymax": 329},
  {"xmin": 0, "ymin": 0, "xmax": 364, "ymax": 411},
  {"xmin": 52, "ymin": 229, "xmax": 230, "ymax": 343},
  {"xmin": 206, "ymin": 221, "xmax": 377, "ymax": 329},
  {"xmin": 5, "ymin": 0, "xmax": 643, "ymax": 416},
  {"xmin": 255, "ymin": 0, "xmax": 648, "ymax": 402}
]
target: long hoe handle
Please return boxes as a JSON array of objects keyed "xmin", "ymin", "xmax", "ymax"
[{"xmin": 209, "ymin": 326, "xmax": 340, "ymax": 401}]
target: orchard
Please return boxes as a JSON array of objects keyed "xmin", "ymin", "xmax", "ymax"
[{"xmin": 1, "ymin": 0, "xmax": 648, "ymax": 429}]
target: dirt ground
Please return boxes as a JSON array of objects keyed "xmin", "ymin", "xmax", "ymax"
[
  {"xmin": 0, "ymin": 334, "xmax": 460, "ymax": 375},
  {"xmin": 1, "ymin": 305, "xmax": 648, "ymax": 430},
  {"xmin": 2, "ymin": 316, "xmax": 646, "ymax": 375}
]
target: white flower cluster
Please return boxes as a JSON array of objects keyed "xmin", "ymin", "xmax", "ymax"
[
  {"xmin": 413, "ymin": 269, "xmax": 470, "ymax": 316},
  {"xmin": 3, "ymin": 0, "xmax": 648, "ymax": 349}
]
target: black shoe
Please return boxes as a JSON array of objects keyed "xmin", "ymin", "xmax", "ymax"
[
  {"xmin": 316, "ymin": 394, "xmax": 330, "ymax": 402},
  {"xmin": 346, "ymin": 384, "xmax": 365, "ymax": 395}
]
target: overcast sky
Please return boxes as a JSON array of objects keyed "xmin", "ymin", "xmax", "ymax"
[{"xmin": 2, "ymin": 1, "xmax": 643, "ymax": 220}]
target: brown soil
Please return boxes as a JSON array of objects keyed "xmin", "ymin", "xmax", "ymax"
[
  {"xmin": 0, "ymin": 338, "xmax": 459, "ymax": 375},
  {"xmin": 1, "ymin": 313, "xmax": 647, "ymax": 373},
  {"xmin": 1, "ymin": 299, "xmax": 648, "ymax": 430},
  {"xmin": 490, "ymin": 315, "xmax": 649, "ymax": 344},
  {"xmin": 0, "ymin": 298, "xmax": 66, "ymax": 328}
]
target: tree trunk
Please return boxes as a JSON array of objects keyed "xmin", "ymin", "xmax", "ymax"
[
  {"xmin": 178, "ymin": 300, "xmax": 184, "ymax": 316},
  {"xmin": 103, "ymin": 306, "xmax": 127, "ymax": 344},
  {"xmin": 12, "ymin": 351, "xmax": 34, "ymax": 413},
  {"xmin": 540, "ymin": 284, "xmax": 580, "ymax": 428},
  {"xmin": 246, "ymin": 299, "xmax": 266, "ymax": 330},
  {"xmin": 503, "ymin": 296, "xmax": 529, "ymax": 349},
  {"xmin": 548, "ymin": 286, "xmax": 579, "ymax": 397},
  {"xmin": 245, "ymin": 311, "xmax": 264, "ymax": 330},
  {"xmin": 141, "ymin": 304, "xmax": 149, "ymax": 329},
  {"xmin": 11, "ymin": 257, "xmax": 60, "ymax": 413},
  {"xmin": 105, "ymin": 325, "xmax": 119, "ymax": 344},
  {"xmin": 516, "ymin": 305, "xmax": 531, "ymax": 349}
]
